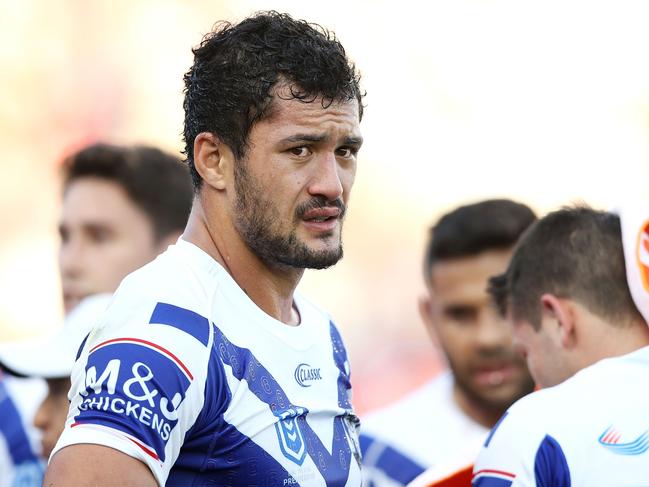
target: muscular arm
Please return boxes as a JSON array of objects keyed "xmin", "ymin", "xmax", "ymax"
[{"xmin": 44, "ymin": 444, "xmax": 158, "ymax": 487}]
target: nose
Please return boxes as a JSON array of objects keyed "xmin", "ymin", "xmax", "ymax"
[
  {"xmin": 59, "ymin": 236, "xmax": 84, "ymax": 279},
  {"xmin": 475, "ymin": 310, "xmax": 511, "ymax": 351},
  {"xmin": 307, "ymin": 153, "xmax": 344, "ymax": 202},
  {"xmin": 33, "ymin": 397, "xmax": 50, "ymax": 431}
]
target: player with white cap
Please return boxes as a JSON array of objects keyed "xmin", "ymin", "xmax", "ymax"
[{"xmin": 0, "ymin": 142, "xmax": 192, "ymax": 486}]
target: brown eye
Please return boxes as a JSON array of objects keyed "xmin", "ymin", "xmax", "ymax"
[
  {"xmin": 446, "ymin": 306, "xmax": 478, "ymax": 323},
  {"xmin": 289, "ymin": 146, "xmax": 310, "ymax": 157}
]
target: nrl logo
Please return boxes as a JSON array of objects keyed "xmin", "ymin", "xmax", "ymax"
[
  {"xmin": 294, "ymin": 363, "xmax": 322, "ymax": 388},
  {"xmin": 274, "ymin": 407, "xmax": 308, "ymax": 465}
]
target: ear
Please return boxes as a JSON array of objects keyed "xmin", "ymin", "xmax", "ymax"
[
  {"xmin": 193, "ymin": 132, "xmax": 235, "ymax": 191},
  {"xmin": 540, "ymin": 293, "xmax": 577, "ymax": 349},
  {"xmin": 419, "ymin": 294, "xmax": 441, "ymax": 345}
]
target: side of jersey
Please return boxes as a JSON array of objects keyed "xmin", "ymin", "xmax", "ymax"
[
  {"xmin": 473, "ymin": 346, "xmax": 649, "ymax": 486},
  {"xmin": 361, "ymin": 372, "xmax": 488, "ymax": 487},
  {"xmin": 0, "ymin": 376, "xmax": 45, "ymax": 487},
  {"xmin": 53, "ymin": 240, "xmax": 361, "ymax": 486}
]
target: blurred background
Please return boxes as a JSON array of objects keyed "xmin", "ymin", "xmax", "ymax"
[{"xmin": 2, "ymin": 0, "xmax": 649, "ymax": 414}]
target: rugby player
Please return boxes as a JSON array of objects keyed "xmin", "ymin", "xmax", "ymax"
[
  {"xmin": 44, "ymin": 12, "xmax": 365, "ymax": 486},
  {"xmin": 472, "ymin": 205, "xmax": 649, "ymax": 486},
  {"xmin": 0, "ymin": 143, "xmax": 192, "ymax": 485},
  {"xmin": 361, "ymin": 200, "xmax": 536, "ymax": 486}
]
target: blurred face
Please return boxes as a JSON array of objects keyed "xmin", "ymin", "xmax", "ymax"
[
  {"xmin": 233, "ymin": 94, "xmax": 362, "ymax": 269},
  {"xmin": 33, "ymin": 378, "xmax": 70, "ymax": 458},
  {"xmin": 59, "ymin": 177, "xmax": 162, "ymax": 312},
  {"xmin": 421, "ymin": 249, "xmax": 535, "ymax": 415}
]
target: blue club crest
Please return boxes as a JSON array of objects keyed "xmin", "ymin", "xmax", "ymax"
[{"xmin": 274, "ymin": 406, "xmax": 308, "ymax": 465}]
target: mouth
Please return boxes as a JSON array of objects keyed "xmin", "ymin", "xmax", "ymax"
[
  {"xmin": 300, "ymin": 207, "xmax": 341, "ymax": 232},
  {"xmin": 472, "ymin": 362, "xmax": 518, "ymax": 387}
]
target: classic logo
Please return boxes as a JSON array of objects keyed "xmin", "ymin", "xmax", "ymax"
[
  {"xmin": 598, "ymin": 426, "xmax": 649, "ymax": 456},
  {"xmin": 294, "ymin": 363, "xmax": 322, "ymax": 388},
  {"xmin": 274, "ymin": 406, "xmax": 308, "ymax": 465},
  {"xmin": 637, "ymin": 221, "xmax": 649, "ymax": 293}
]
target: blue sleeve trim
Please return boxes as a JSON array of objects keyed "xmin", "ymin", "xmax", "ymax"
[
  {"xmin": 534, "ymin": 434, "xmax": 571, "ymax": 487},
  {"xmin": 149, "ymin": 302, "xmax": 209, "ymax": 346}
]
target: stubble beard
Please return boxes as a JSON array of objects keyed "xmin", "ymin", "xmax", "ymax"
[
  {"xmin": 233, "ymin": 162, "xmax": 345, "ymax": 270},
  {"xmin": 449, "ymin": 354, "xmax": 535, "ymax": 416}
]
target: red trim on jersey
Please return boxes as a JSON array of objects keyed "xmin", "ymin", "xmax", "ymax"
[
  {"xmin": 127, "ymin": 437, "xmax": 159, "ymax": 461},
  {"xmin": 424, "ymin": 464, "xmax": 473, "ymax": 486},
  {"xmin": 472, "ymin": 469, "xmax": 516, "ymax": 480},
  {"xmin": 89, "ymin": 337, "xmax": 193, "ymax": 380}
]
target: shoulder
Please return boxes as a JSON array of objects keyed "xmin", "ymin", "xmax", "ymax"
[{"xmin": 362, "ymin": 372, "xmax": 465, "ymax": 434}]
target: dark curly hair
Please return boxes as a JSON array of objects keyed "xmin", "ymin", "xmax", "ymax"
[{"xmin": 182, "ymin": 11, "xmax": 364, "ymax": 189}]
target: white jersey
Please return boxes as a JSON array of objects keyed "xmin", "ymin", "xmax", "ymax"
[
  {"xmin": 361, "ymin": 372, "xmax": 488, "ymax": 486},
  {"xmin": 53, "ymin": 239, "xmax": 361, "ymax": 487},
  {"xmin": 0, "ymin": 375, "xmax": 46, "ymax": 487},
  {"xmin": 473, "ymin": 346, "xmax": 649, "ymax": 486}
]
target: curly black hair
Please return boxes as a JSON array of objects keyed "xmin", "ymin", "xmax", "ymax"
[{"xmin": 182, "ymin": 11, "xmax": 364, "ymax": 189}]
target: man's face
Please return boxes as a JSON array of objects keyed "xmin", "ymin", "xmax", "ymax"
[
  {"xmin": 232, "ymin": 94, "xmax": 362, "ymax": 269},
  {"xmin": 59, "ymin": 177, "xmax": 162, "ymax": 312},
  {"xmin": 421, "ymin": 249, "xmax": 535, "ymax": 413},
  {"xmin": 33, "ymin": 378, "xmax": 70, "ymax": 458}
]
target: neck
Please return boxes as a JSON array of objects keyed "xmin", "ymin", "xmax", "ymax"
[
  {"xmin": 579, "ymin": 316, "xmax": 649, "ymax": 368},
  {"xmin": 452, "ymin": 382, "xmax": 506, "ymax": 429},
  {"xmin": 183, "ymin": 199, "xmax": 304, "ymax": 326}
]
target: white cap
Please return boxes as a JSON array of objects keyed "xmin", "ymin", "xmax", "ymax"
[
  {"xmin": 618, "ymin": 203, "xmax": 649, "ymax": 324},
  {"xmin": 0, "ymin": 293, "xmax": 112, "ymax": 379}
]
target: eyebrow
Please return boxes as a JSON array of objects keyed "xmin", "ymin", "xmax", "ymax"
[{"xmin": 280, "ymin": 134, "xmax": 364, "ymax": 146}]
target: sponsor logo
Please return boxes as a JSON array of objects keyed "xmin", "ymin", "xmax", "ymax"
[
  {"xmin": 294, "ymin": 363, "xmax": 322, "ymax": 387},
  {"xmin": 74, "ymin": 339, "xmax": 193, "ymax": 462},
  {"xmin": 274, "ymin": 406, "xmax": 308, "ymax": 465},
  {"xmin": 598, "ymin": 426, "xmax": 649, "ymax": 455},
  {"xmin": 637, "ymin": 221, "xmax": 649, "ymax": 293}
]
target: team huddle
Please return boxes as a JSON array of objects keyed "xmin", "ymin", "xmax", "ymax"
[{"xmin": 0, "ymin": 10, "xmax": 647, "ymax": 487}]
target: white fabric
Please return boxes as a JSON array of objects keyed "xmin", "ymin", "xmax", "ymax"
[
  {"xmin": 52, "ymin": 239, "xmax": 361, "ymax": 486},
  {"xmin": 362, "ymin": 371, "xmax": 488, "ymax": 486},
  {"xmin": 473, "ymin": 346, "xmax": 649, "ymax": 486},
  {"xmin": 0, "ymin": 294, "xmax": 112, "ymax": 378}
]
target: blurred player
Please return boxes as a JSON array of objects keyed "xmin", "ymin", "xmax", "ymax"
[
  {"xmin": 45, "ymin": 12, "xmax": 364, "ymax": 486},
  {"xmin": 0, "ymin": 374, "xmax": 45, "ymax": 487},
  {"xmin": 361, "ymin": 200, "xmax": 537, "ymax": 486},
  {"xmin": 0, "ymin": 143, "xmax": 192, "ymax": 485},
  {"xmin": 472, "ymin": 205, "xmax": 649, "ymax": 486}
]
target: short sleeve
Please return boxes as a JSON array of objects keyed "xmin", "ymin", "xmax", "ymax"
[
  {"xmin": 52, "ymin": 300, "xmax": 213, "ymax": 486},
  {"xmin": 472, "ymin": 409, "xmax": 541, "ymax": 487}
]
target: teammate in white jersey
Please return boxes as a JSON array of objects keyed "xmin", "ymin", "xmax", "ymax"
[
  {"xmin": 0, "ymin": 143, "xmax": 192, "ymax": 486},
  {"xmin": 361, "ymin": 200, "xmax": 536, "ymax": 487},
  {"xmin": 45, "ymin": 11, "xmax": 365, "ymax": 487},
  {"xmin": 473, "ymin": 205, "xmax": 649, "ymax": 486}
]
